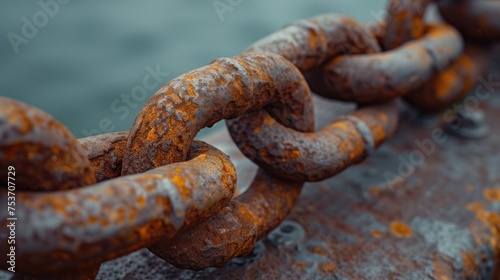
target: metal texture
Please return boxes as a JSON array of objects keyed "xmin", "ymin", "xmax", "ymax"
[
  {"xmin": 404, "ymin": 46, "xmax": 490, "ymax": 112},
  {"xmin": 79, "ymin": 132, "xmax": 128, "ymax": 183},
  {"xmin": 83, "ymin": 96, "xmax": 500, "ymax": 279},
  {"xmin": 0, "ymin": 2, "xmax": 498, "ymax": 278},
  {"xmin": 306, "ymin": 24, "xmax": 463, "ymax": 103},
  {"xmin": 381, "ymin": 1, "xmax": 490, "ymax": 113},
  {"xmin": 121, "ymin": 52, "xmax": 314, "ymax": 176},
  {"xmin": 382, "ymin": 0, "xmax": 431, "ymax": 50},
  {"xmin": 119, "ymin": 51, "xmax": 319, "ymax": 266},
  {"xmin": 158, "ymin": 102, "xmax": 397, "ymax": 270},
  {"xmin": 438, "ymin": 0, "xmax": 500, "ymax": 42},
  {"xmin": 151, "ymin": 169, "xmax": 304, "ymax": 270},
  {"xmin": 142, "ymin": 50, "xmax": 316, "ymax": 267},
  {"xmin": 232, "ymin": 14, "xmax": 400, "ymax": 181},
  {"xmin": 226, "ymin": 101, "xmax": 398, "ymax": 181},
  {"xmin": 0, "ymin": 97, "xmax": 95, "ymax": 192},
  {"xmin": 245, "ymin": 14, "xmax": 381, "ymax": 72},
  {"xmin": 0, "ymin": 139, "xmax": 236, "ymax": 275},
  {"xmin": 246, "ymin": 14, "xmax": 464, "ymax": 103}
]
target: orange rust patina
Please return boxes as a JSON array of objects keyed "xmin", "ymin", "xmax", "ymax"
[
  {"xmin": 87, "ymin": 99, "xmax": 500, "ymax": 279},
  {"xmin": 0, "ymin": 128, "xmax": 237, "ymax": 275},
  {"xmin": 383, "ymin": 0, "xmax": 431, "ymax": 50},
  {"xmin": 483, "ymin": 188, "xmax": 500, "ymax": 202},
  {"xmin": 227, "ymin": 101, "xmax": 398, "ymax": 181},
  {"xmin": 119, "ymin": 52, "xmax": 317, "ymax": 269},
  {"xmin": 149, "ymin": 169, "xmax": 304, "ymax": 270},
  {"xmin": 467, "ymin": 202, "xmax": 500, "ymax": 251},
  {"xmin": 122, "ymin": 52, "xmax": 314, "ymax": 176},
  {"xmin": 462, "ymin": 251, "xmax": 479, "ymax": 278},
  {"xmin": 246, "ymin": 14, "xmax": 381, "ymax": 72},
  {"xmin": 404, "ymin": 46, "xmax": 489, "ymax": 111},
  {"xmin": 0, "ymin": 97, "xmax": 95, "ymax": 191},
  {"xmin": 2, "ymin": 3, "xmax": 499, "ymax": 278},
  {"xmin": 381, "ymin": 1, "xmax": 492, "ymax": 111},
  {"xmin": 371, "ymin": 229, "xmax": 382, "ymax": 238},
  {"xmin": 390, "ymin": 221, "xmax": 414, "ymax": 238},
  {"xmin": 307, "ymin": 24, "xmax": 463, "ymax": 103},
  {"xmin": 78, "ymin": 131, "xmax": 128, "ymax": 182}
]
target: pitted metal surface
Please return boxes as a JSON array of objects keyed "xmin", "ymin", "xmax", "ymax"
[
  {"xmin": 0, "ymin": 97, "xmax": 95, "ymax": 192},
  {"xmin": 226, "ymin": 102, "xmax": 397, "ymax": 181},
  {"xmin": 0, "ymin": 140, "xmax": 237, "ymax": 275},
  {"xmin": 307, "ymin": 24, "xmax": 463, "ymax": 103},
  {"xmin": 122, "ymin": 52, "xmax": 314, "ymax": 176}
]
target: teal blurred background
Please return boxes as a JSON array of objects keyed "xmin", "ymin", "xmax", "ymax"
[{"xmin": 0, "ymin": 0, "xmax": 387, "ymax": 138}]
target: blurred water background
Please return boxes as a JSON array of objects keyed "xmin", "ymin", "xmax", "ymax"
[{"xmin": 1, "ymin": 0, "xmax": 391, "ymax": 138}]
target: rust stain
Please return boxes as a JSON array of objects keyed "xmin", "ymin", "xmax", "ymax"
[
  {"xmin": 433, "ymin": 256, "xmax": 452, "ymax": 280},
  {"xmin": 371, "ymin": 229, "xmax": 382, "ymax": 238},
  {"xmin": 483, "ymin": 188, "xmax": 500, "ymax": 202},
  {"xmin": 461, "ymin": 251, "xmax": 478, "ymax": 278},
  {"xmin": 318, "ymin": 262, "xmax": 336, "ymax": 274},
  {"xmin": 390, "ymin": 221, "xmax": 413, "ymax": 238},
  {"xmin": 293, "ymin": 262, "xmax": 309, "ymax": 270},
  {"xmin": 466, "ymin": 202, "xmax": 500, "ymax": 254},
  {"xmin": 309, "ymin": 246, "xmax": 328, "ymax": 256}
]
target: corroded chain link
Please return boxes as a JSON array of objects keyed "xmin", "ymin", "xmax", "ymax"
[{"xmin": 1, "ymin": 1, "xmax": 499, "ymax": 278}]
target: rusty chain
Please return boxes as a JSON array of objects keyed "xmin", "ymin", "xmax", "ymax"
[{"xmin": 1, "ymin": 0, "xmax": 499, "ymax": 278}]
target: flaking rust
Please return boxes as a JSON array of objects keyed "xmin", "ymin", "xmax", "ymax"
[
  {"xmin": 79, "ymin": 131, "xmax": 128, "ymax": 182},
  {"xmin": 149, "ymin": 169, "xmax": 304, "ymax": 270},
  {"xmin": 0, "ymin": 97, "xmax": 95, "ymax": 191},
  {"xmin": 158, "ymin": 100, "xmax": 398, "ymax": 270},
  {"xmin": 121, "ymin": 52, "xmax": 314, "ymax": 176},
  {"xmin": 308, "ymin": 24, "xmax": 463, "ymax": 103},
  {"xmin": 227, "ymin": 101, "xmax": 398, "ymax": 182},
  {"xmin": 119, "ymin": 51, "xmax": 318, "ymax": 266},
  {"xmin": 246, "ymin": 14, "xmax": 381, "ymax": 72},
  {"xmin": 382, "ymin": 0, "xmax": 431, "ymax": 50},
  {"xmin": 382, "ymin": 2, "xmax": 491, "ymax": 112},
  {"xmin": 87, "ymin": 96, "xmax": 500, "ymax": 279},
  {"xmin": 404, "ymin": 46, "xmax": 490, "ymax": 112},
  {"xmin": 0, "ymin": 140, "xmax": 236, "ymax": 275},
  {"xmin": 1, "ymin": 1, "xmax": 499, "ymax": 278}
]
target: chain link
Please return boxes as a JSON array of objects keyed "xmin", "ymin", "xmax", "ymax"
[
  {"xmin": 0, "ymin": 98, "xmax": 95, "ymax": 192},
  {"xmin": 1, "ymin": 0, "xmax": 499, "ymax": 277},
  {"xmin": 438, "ymin": 0, "xmax": 500, "ymax": 42}
]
